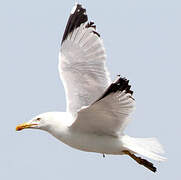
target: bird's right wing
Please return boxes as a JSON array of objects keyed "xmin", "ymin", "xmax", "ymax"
[
  {"xmin": 59, "ymin": 4, "xmax": 111, "ymax": 115},
  {"xmin": 71, "ymin": 77, "xmax": 135, "ymax": 135}
]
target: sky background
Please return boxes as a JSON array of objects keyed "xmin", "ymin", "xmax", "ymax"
[{"xmin": 1, "ymin": 0, "xmax": 181, "ymax": 179}]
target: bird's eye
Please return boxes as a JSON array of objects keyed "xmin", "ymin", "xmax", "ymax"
[{"xmin": 36, "ymin": 118, "xmax": 41, "ymax": 121}]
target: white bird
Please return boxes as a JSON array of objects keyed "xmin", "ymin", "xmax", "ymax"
[{"xmin": 16, "ymin": 4, "xmax": 166, "ymax": 172}]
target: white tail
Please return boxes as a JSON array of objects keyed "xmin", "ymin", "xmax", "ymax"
[{"xmin": 122, "ymin": 135, "xmax": 166, "ymax": 161}]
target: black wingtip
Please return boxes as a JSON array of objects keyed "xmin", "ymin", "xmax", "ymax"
[
  {"xmin": 61, "ymin": 4, "xmax": 101, "ymax": 44},
  {"xmin": 86, "ymin": 21, "xmax": 100, "ymax": 37},
  {"xmin": 112, "ymin": 76, "xmax": 133, "ymax": 94},
  {"xmin": 95, "ymin": 76, "xmax": 134, "ymax": 103},
  {"xmin": 61, "ymin": 4, "xmax": 88, "ymax": 44}
]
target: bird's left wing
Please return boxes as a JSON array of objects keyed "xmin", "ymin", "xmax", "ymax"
[
  {"xmin": 59, "ymin": 4, "xmax": 111, "ymax": 115},
  {"xmin": 70, "ymin": 77, "xmax": 135, "ymax": 135}
]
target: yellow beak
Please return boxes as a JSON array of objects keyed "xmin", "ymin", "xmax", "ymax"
[{"xmin": 16, "ymin": 123, "xmax": 37, "ymax": 131}]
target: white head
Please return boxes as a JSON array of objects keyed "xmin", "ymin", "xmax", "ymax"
[{"xmin": 16, "ymin": 112, "xmax": 70, "ymax": 132}]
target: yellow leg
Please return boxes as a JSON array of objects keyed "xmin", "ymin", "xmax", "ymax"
[{"xmin": 123, "ymin": 150, "xmax": 156, "ymax": 173}]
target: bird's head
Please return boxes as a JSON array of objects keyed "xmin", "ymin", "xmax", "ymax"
[
  {"xmin": 16, "ymin": 112, "xmax": 70, "ymax": 132},
  {"xmin": 16, "ymin": 113, "xmax": 53, "ymax": 131}
]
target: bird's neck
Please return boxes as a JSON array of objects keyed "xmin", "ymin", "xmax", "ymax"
[{"xmin": 46, "ymin": 112, "xmax": 73, "ymax": 141}]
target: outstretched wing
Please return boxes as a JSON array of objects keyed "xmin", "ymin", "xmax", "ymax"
[
  {"xmin": 71, "ymin": 77, "xmax": 135, "ymax": 135},
  {"xmin": 59, "ymin": 4, "xmax": 111, "ymax": 115}
]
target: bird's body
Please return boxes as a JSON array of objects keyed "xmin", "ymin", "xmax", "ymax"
[
  {"xmin": 36, "ymin": 112, "xmax": 124, "ymax": 155},
  {"xmin": 52, "ymin": 123, "xmax": 124, "ymax": 155},
  {"xmin": 16, "ymin": 3, "xmax": 166, "ymax": 172}
]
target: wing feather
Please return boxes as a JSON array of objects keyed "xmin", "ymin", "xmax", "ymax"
[
  {"xmin": 71, "ymin": 77, "xmax": 135, "ymax": 135},
  {"xmin": 59, "ymin": 4, "xmax": 111, "ymax": 115}
]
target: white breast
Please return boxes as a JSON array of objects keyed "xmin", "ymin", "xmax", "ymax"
[{"xmin": 51, "ymin": 127, "xmax": 124, "ymax": 155}]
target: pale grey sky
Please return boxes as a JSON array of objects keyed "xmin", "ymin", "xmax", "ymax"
[{"xmin": 1, "ymin": 0, "xmax": 181, "ymax": 179}]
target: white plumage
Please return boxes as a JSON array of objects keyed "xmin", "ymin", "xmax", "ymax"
[
  {"xmin": 16, "ymin": 3, "xmax": 166, "ymax": 173},
  {"xmin": 72, "ymin": 88, "xmax": 135, "ymax": 134},
  {"xmin": 59, "ymin": 22, "xmax": 110, "ymax": 115}
]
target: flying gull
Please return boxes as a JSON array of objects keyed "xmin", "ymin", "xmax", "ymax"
[{"xmin": 16, "ymin": 4, "xmax": 166, "ymax": 172}]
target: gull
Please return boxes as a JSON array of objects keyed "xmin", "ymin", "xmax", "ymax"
[{"xmin": 16, "ymin": 4, "xmax": 166, "ymax": 172}]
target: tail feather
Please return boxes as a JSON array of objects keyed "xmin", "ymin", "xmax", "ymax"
[{"xmin": 122, "ymin": 135, "xmax": 166, "ymax": 162}]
